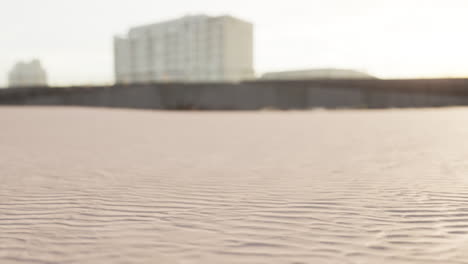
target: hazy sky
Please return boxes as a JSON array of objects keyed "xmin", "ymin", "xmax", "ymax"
[{"xmin": 1, "ymin": 0, "xmax": 468, "ymax": 86}]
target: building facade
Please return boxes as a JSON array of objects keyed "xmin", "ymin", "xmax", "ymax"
[
  {"xmin": 8, "ymin": 60, "xmax": 48, "ymax": 88},
  {"xmin": 114, "ymin": 15, "xmax": 254, "ymax": 84}
]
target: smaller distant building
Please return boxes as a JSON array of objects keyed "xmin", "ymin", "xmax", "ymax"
[
  {"xmin": 8, "ymin": 60, "xmax": 48, "ymax": 88},
  {"xmin": 261, "ymin": 68, "xmax": 375, "ymax": 80}
]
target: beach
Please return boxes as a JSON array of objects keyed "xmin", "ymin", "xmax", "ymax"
[{"xmin": 2, "ymin": 106, "xmax": 468, "ymax": 263}]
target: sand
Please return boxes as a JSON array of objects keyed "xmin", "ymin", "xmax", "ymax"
[{"xmin": 2, "ymin": 106, "xmax": 468, "ymax": 264}]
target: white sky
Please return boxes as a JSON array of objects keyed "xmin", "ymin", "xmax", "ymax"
[{"xmin": 1, "ymin": 0, "xmax": 468, "ymax": 86}]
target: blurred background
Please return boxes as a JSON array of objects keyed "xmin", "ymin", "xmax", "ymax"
[{"xmin": 2, "ymin": 0, "xmax": 468, "ymax": 87}]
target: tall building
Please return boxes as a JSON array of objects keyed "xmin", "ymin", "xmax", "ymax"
[
  {"xmin": 8, "ymin": 60, "xmax": 48, "ymax": 88},
  {"xmin": 114, "ymin": 15, "xmax": 254, "ymax": 84}
]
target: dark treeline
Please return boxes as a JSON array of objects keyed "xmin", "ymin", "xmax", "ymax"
[{"xmin": 2, "ymin": 79, "xmax": 468, "ymax": 110}]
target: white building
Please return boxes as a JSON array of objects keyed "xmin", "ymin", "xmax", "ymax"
[
  {"xmin": 8, "ymin": 60, "xmax": 48, "ymax": 88},
  {"xmin": 114, "ymin": 15, "xmax": 254, "ymax": 84},
  {"xmin": 262, "ymin": 69, "xmax": 375, "ymax": 80}
]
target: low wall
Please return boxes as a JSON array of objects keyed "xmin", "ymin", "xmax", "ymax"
[{"xmin": 2, "ymin": 79, "xmax": 468, "ymax": 110}]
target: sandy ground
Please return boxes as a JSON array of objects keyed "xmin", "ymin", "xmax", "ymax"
[{"xmin": 2, "ymin": 106, "xmax": 468, "ymax": 264}]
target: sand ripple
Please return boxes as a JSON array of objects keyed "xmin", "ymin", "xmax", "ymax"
[{"xmin": 2, "ymin": 107, "xmax": 468, "ymax": 263}]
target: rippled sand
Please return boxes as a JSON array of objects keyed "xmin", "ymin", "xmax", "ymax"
[{"xmin": 2, "ymin": 107, "xmax": 468, "ymax": 263}]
